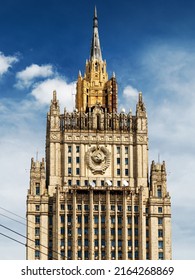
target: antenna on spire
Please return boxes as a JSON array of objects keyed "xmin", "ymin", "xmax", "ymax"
[
  {"xmin": 36, "ymin": 149, "xmax": 39, "ymax": 162},
  {"xmin": 158, "ymin": 153, "xmax": 160, "ymax": 164}
]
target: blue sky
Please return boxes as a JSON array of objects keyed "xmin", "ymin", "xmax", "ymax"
[{"xmin": 1, "ymin": 0, "xmax": 195, "ymax": 259}]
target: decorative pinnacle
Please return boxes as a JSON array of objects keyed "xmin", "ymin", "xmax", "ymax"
[{"xmin": 90, "ymin": 7, "xmax": 102, "ymax": 61}]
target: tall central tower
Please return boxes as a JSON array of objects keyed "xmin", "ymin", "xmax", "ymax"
[{"xmin": 26, "ymin": 8, "xmax": 172, "ymax": 260}]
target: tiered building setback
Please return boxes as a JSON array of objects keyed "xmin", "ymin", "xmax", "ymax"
[{"xmin": 26, "ymin": 8, "xmax": 172, "ymax": 260}]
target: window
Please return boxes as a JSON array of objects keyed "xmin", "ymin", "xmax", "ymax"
[
  {"xmin": 101, "ymin": 216, "xmax": 105, "ymax": 223},
  {"xmin": 35, "ymin": 239, "xmax": 40, "ymax": 246},
  {"xmin": 157, "ymin": 186, "xmax": 162, "ymax": 198},
  {"xmin": 61, "ymin": 239, "xmax": 65, "ymax": 247},
  {"xmin": 118, "ymin": 228, "xmax": 122, "ymax": 235},
  {"xmin": 76, "ymin": 168, "xmax": 80, "ymax": 175},
  {"xmin": 128, "ymin": 228, "xmax": 132, "ymax": 236},
  {"xmin": 158, "ymin": 241, "xmax": 163, "ymax": 249},
  {"xmin": 35, "ymin": 228, "xmax": 40, "ymax": 236},
  {"xmin": 77, "ymin": 215, "xmax": 82, "ymax": 224},
  {"xmin": 68, "ymin": 205, "xmax": 72, "ymax": 210},
  {"xmin": 118, "ymin": 216, "xmax": 122, "ymax": 224},
  {"xmin": 94, "ymin": 228, "xmax": 98, "ymax": 235},
  {"xmin": 111, "ymin": 216, "xmax": 115, "ymax": 224},
  {"xmin": 159, "ymin": 252, "xmax": 164, "ymax": 260},
  {"xmin": 134, "ymin": 216, "xmax": 139, "ymax": 224},
  {"xmin": 117, "ymin": 180, "xmax": 120, "ymax": 187},
  {"xmin": 35, "ymin": 183, "xmax": 40, "ymax": 195},
  {"xmin": 61, "ymin": 227, "xmax": 65, "ymax": 234},
  {"xmin": 35, "ymin": 250, "xmax": 40, "ymax": 259},
  {"xmin": 68, "ymin": 179, "xmax": 72, "ymax": 186},
  {"xmin": 84, "ymin": 215, "xmax": 88, "ymax": 224},
  {"xmin": 61, "ymin": 204, "xmax": 65, "ymax": 210},
  {"xmin": 94, "ymin": 239, "xmax": 98, "ymax": 246},
  {"xmin": 102, "ymin": 239, "xmax": 106, "ymax": 246},
  {"xmin": 117, "ymin": 169, "xmax": 120, "ymax": 175},
  {"xmin": 68, "ymin": 146, "xmax": 72, "ymax": 153},
  {"xmin": 77, "ymin": 205, "xmax": 82, "ymax": 210},
  {"xmin": 135, "ymin": 228, "xmax": 139, "ymax": 236},
  {"xmin": 158, "ymin": 229, "xmax": 163, "ymax": 238},
  {"xmin": 125, "ymin": 169, "xmax": 129, "ymax": 176},
  {"xmin": 101, "ymin": 205, "xmax": 106, "ymax": 211},
  {"xmin": 125, "ymin": 147, "xmax": 128, "ymax": 154},
  {"xmin": 35, "ymin": 205, "xmax": 40, "ymax": 211},
  {"xmin": 76, "ymin": 180, "xmax": 80, "ymax": 186},
  {"xmin": 118, "ymin": 240, "xmax": 122, "ymax": 247},
  {"xmin": 60, "ymin": 215, "xmax": 65, "ymax": 223},
  {"xmin": 146, "ymin": 230, "xmax": 149, "ymax": 238},
  {"xmin": 78, "ymin": 228, "xmax": 82, "ymax": 235},
  {"xmin": 94, "ymin": 205, "xmax": 98, "ymax": 211},
  {"xmin": 117, "ymin": 158, "xmax": 120, "ymax": 164},
  {"xmin": 111, "ymin": 228, "xmax": 115, "ymax": 235},
  {"xmin": 68, "ymin": 157, "xmax": 72, "ymax": 164},
  {"xmin": 84, "ymin": 239, "xmax": 88, "ymax": 246},
  {"xmin": 128, "ymin": 240, "xmax": 132, "ymax": 247},
  {"xmin": 125, "ymin": 158, "xmax": 128, "ymax": 165},
  {"xmin": 68, "ymin": 167, "xmax": 72, "ymax": 175},
  {"xmin": 118, "ymin": 205, "xmax": 122, "ymax": 212},
  {"xmin": 78, "ymin": 250, "xmax": 82, "ymax": 258},
  {"xmin": 84, "ymin": 205, "xmax": 89, "ymax": 211},
  {"xmin": 158, "ymin": 218, "xmax": 163, "ymax": 225},
  {"xmin": 35, "ymin": 215, "xmax": 40, "ymax": 224},
  {"xmin": 101, "ymin": 228, "xmax": 105, "ymax": 235},
  {"xmin": 84, "ymin": 180, "xmax": 88, "ymax": 186},
  {"xmin": 111, "ymin": 205, "xmax": 115, "ymax": 211},
  {"xmin": 101, "ymin": 180, "xmax": 104, "ymax": 186},
  {"xmin": 127, "ymin": 216, "xmax": 132, "ymax": 224},
  {"xmin": 76, "ymin": 157, "xmax": 80, "ymax": 164},
  {"xmin": 134, "ymin": 205, "xmax": 139, "ymax": 212},
  {"xmin": 117, "ymin": 147, "xmax": 120, "ymax": 154},
  {"xmin": 111, "ymin": 240, "xmax": 115, "ymax": 247},
  {"xmin": 128, "ymin": 252, "xmax": 132, "ymax": 259},
  {"xmin": 94, "ymin": 215, "xmax": 98, "ymax": 224},
  {"xmin": 158, "ymin": 207, "xmax": 163, "ymax": 213},
  {"xmin": 68, "ymin": 250, "xmax": 72, "ymax": 259},
  {"xmin": 146, "ymin": 241, "xmax": 149, "ymax": 249},
  {"xmin": 76, "ymin": 146, "xmax": 80, "ymax": 153},
  {"xmin": 68, "ymin": 215, "xmax": 72, "ymax": 223},
  {"xmin": 127, "ymin": 206, "xmax": 131, "ymax": 212}
]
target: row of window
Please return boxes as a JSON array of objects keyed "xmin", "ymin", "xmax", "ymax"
[
  {"xmin": 67, "ymin": 146, "xmax": 129, "ymax": 154},
  {"xmin": 60, "ymin": 204, "xmax": 139, "ymax": 212}
]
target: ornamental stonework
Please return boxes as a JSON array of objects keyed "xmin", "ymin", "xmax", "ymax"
[{"xmin": 85, "ymin": 145, "xmax": 111, "ymax": 174}]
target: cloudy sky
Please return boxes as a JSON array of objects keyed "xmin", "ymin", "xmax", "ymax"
[{"xmin": 0, "ymin": 0, "xmax": 195, "ymax": 260}]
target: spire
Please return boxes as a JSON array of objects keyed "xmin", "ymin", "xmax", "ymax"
[{"xmin": 90, "ymin": 7, "xmax": 102, "ymax": 61}]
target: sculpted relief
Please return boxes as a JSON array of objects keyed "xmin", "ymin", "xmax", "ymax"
[{"xmin": 85, "ymin": 145, "xmax": 111, "ymax": 174}]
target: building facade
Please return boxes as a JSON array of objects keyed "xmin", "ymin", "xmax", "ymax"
[{"xmin": 26, "ymin": 8, "xmax": 172, "ymax": 260}]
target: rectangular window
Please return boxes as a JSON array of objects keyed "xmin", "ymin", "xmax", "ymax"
[
  {"xmin": 127, "ymin": 206, "xmax": 131, "ymax": 212},
  {"xmin": 118, "ymin": 240, "xmax": 122, "ymax": 247},
  {"xmin": 60, "ymin": 227, "xmax": 65, "ymax": 234},
  {"xmin": 128, "ymin": 252, "xmax": 132, "ymax": 259},
  {"xmin": 158, "ymin": 241, "xmax": 163, "ymax": 249},
  {"xmin": 94, "ymin": 228, "xmax": 98, "ymax": 235},
  {"xmin": 128, "ymin": 228, "xmax": 132, "ymax": 236},
  {"xmin": 125, "ymin": 158, "xmax": 128, "ymax": 165},
  {"xmin": 157, "ymin": 186, "xmax": 162, "ymax": 198},
  {"xmin": 117, "ymin": 158, "xmax": 120, "ymax": 164},
  {"xmin": 101, "ymin": 228, "xmax": 105, "ymax": 235},
  {"xmin": 77, "ymin": 204, "xmax": 82, "ymax": 210},
  {"xmin": 117, "ymin": 180, "xmax": 120, "ymax": 187},
  {"xmin": 118, "ymin": 228, "xmax": 122, "ymax": 235},
  {"xmin": 101, "ymin": 180, "xmax": 104, "ymax": 186},
  {"xmin": 111, "ymin": 205, "xmax": 115, "ymax": 211},
  {"xmin": 35, "ymin": 183, "xmax": 40, "ymax": 195},
  {"xmin": 94, "ymin": 239, "xmax": 98, "ymax": 246},
  {"xmin": 111, "ymin": 240, "xmax": 115, "ymax": 247},
  {"xmin": 60, "ymin": 215, "xmax": 65, "ymax": 223},
  {"xmin": 84, "ymin": 180, "xmax": 88, "ymax": 186},
  {"xmin": 158, "ymin": 218, "xmax": 163, "ymax": 225},
  {"xmin": 84, "ymin": 239, "xmax": 89, "ymax": 246},
  {"xmin": 68, "ymin": 156, "xmax": 72, "ymax": 163},
  {"xmin": 78, "ymin": 228, "xmax": 82, "ymax": 235},
  {"xmin": 94, "ymin": 205, "xmax": 98, "ymax": 211},
  {"xmin": 101, "ymin": 205, "xmax": 106, "ymax": 211},
  {"xmin": 111, "ymin": 228, "xmax": 115, "ymax": 235},
  {"xmin": 134, "ymin": 216, "xmax": 139, "ymax": 224},
  {"xmin": 94, "ymin": 215, "xmax": 98, "ymax": 224},
  {"xmin": 101, "ymin": 216, "xmax": 105, "ymax": 223},
  {"xmin": 118, "ymin": 216, "xmax": 122, "ymax": 224},
  {"xmin": 68, "ymin": 167, "xmax": 72, "ymax": 175},
  {"xmin": 117, "ymin": 169, "xmax": 120, "ymax": 175},
  {"xmin": 76, "ymin": 168, "xmax": 80, "ymax": 175},
  {"xmin": 135, "ymin": 239, "xmax": 139, "ymax": 247},
  {"xmin": 68, "ymin": 179, "xmax": 72, "ymax": 186},
  {"xmin": 84, "ymin": 215, "xmax": 88, "ymax": 224},
  {"xmin": 111, "ymin": 216, "xmax": 115, "ymax": 224},
  {"xmin": 117, "ymin": 147, "xmax": 120, "ymax": 154},
  {"xmin": 125, "ymin": 169, "xmax": 129, "ymax": 176},
  {"xmin": 68, "ymin": 146, "xmax": 72, "ymax": 153},
  {"xmin": 158, "ymin": 229, "xmax": 163, "ymax": 237},
  {"xmin": 35, "ymin": 215, "xmax": 40, "ymax": 224},
  {"xmin": 76, "ymin": 146, "xmax": 80, "ymax": 153},
  {"xmin": 61, "ymin": 239, "xmax": 65, "ymax": 247},
  {"xmin": 127, "ymin": 216, "xmax": 132, "ymax": 224},
  {"xmin": 61, "ymin": 204, "xmax": 65, "ymax": 210},
  {"xmin": 159, "ymin": 252, "xmax": 164, "ymax": 260},
  {"xmin": 35, "ymin": 228, "xmax": 40, "ymax": 236},
  {"xmin": 125, "ymin": 147, "xmax": 128, "ymax": 154},
  {"xmin": 35, "ymin": 250, "xmax": 40, "ymax": 259},
  {"xmin": 84, "ymin": 251, "xmax": 89, "ymax": 259},
  {"xmin": 35, "ymin": 205, "xmax": 40, "ymax": 211},
  {"xmin": 76, "ymin": 180, "xmax": 80, "ymax": 186},
  {"xmin": 134, "ymin": 205, "xmax": 139, "ymax": 212},
  {"xmin": 77, "ymin": 215, "xmax": 82, "ymax": 224},
  {"xmin": 158, "ymin": 207, "xmax": 163, "ymax": 213},
  {"xmin": 118, "ymin": 205, "xmax": 122, "ymax": 212},
  {"xmin": 76, "ymin": 157, "xmax": 80, "ymax": 164},
  {"xmin": 68, "ymin": 205, "xmax": 72, "ymax": 210},
  {"xmin": 35, "ymin": 239, "xmax": 40, "ymax": 246},
  {"xmin": 135, "ymin": 228, "xmax": 139, "ymax": 236},
  {"xmin": 84, "ymin": 205, "xmax": 89, "ymax": 211},
  {"xmin": 128, "ymin": 240, "xmax": 132, "ymax": 247},
  {"xmin": 68, "ymin": 215, "xmax": 72, "ymax": 223}
]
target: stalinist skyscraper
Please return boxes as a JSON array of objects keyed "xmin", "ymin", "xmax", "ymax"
[{"xmin": 26, "ymin": 8, "xmax": 172, "ymax": 260}]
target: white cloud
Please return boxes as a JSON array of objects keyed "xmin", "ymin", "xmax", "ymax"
[
  {"xmin": 31, "ymin": 77, "xmax": 76, "ymax": 111},
  {"xmin": 123, "ymin": 85, "xmax": 139, "ymax": 100},
  {"xmin": 0, "ymin": 51, "xmax": 18, "ymax": 76},
  {"xmin": 16, "ymin": 64, "xmax": 54, "ymax": 88}
]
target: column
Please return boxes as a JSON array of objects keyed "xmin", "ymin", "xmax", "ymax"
[{"xmin": 106, "ymin": 189, "xmax": 111, "ymax": 259}]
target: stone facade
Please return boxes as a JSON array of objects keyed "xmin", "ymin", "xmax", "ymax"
[{"xmin": 26, "ymin": 8, "xmax": 171, "ymax": 260}]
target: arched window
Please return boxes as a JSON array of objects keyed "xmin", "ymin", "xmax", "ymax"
[{"xmin": 157, "ymin": 185, "xmax": 162, "ymax": 198}]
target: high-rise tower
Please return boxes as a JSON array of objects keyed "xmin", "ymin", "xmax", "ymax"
[{"xmin": 26, "ymin": 8, "xmax": 172, "ymax": 260}]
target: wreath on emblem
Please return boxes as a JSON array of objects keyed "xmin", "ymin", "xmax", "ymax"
[{"xmin": 85, "ymin": 145, "xmax": 111, "ymax": 174}]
